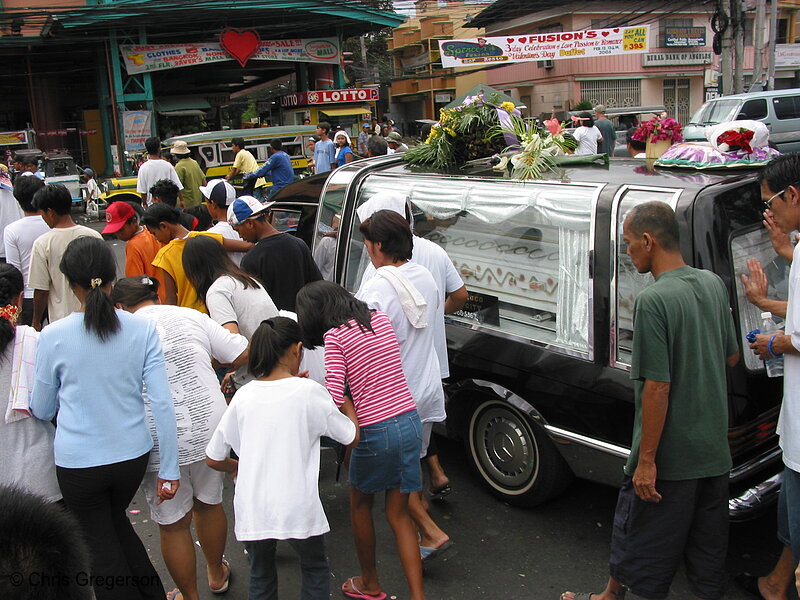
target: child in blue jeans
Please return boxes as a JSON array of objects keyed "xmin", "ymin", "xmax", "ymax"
[{"xmin": 206, "ymin": 317, "xmax": 358, "ymax": 599}]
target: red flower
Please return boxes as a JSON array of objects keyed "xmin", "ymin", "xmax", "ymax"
[{"xmin": 716, "ymin": 129, "xmax": 754, "ymax": 153}]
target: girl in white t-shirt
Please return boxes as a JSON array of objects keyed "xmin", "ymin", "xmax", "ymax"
[
  {"xmin": 573, "ymin": 112, "xmax": 604, "ymax": 155},
  {"xmin": 206, "ymin": 317, "xmax": 357, "ymax": 600}
]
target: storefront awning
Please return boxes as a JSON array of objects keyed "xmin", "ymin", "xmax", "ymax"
[
  {"xmin": 319, "ymin": 107, "xmax": 371, "ymax": 117},
  {"xmin": 156, "ymin": 96, "xmax": 212, "ymax": 116}
]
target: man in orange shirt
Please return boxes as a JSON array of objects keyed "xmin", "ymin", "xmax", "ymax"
[{"xmin": 102, "ymin": 200, "xmax": 166, "ymax": 302}]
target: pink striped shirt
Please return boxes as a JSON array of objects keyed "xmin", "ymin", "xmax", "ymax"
[{"xmin": 323, "ymin": 311, "xmax": 417, "ymax": 427}]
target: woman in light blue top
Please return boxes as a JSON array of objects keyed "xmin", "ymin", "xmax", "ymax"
[{"xmin": 30, "ymin": 236, "xmax": 180, "ymax": 600}]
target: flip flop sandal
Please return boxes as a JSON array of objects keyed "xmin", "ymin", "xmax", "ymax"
[
  {"xmin": 341, "ymin": 577, "xmax": 387, "ymax": 600},
  {"xmin": 209, "ymin": 558, "xmax": 231, "ymax": 595},
  {"xmin": 420, "ymin": 539, "xmax": 453, "ymax": 562},
  {"xmin": 560, "ymin": 593, "xmax": 596, "ymax": 600},
  {"xmin": 166, "ymin": 589, "xmax": 183, "ymax": 600},
  {"xmin": 429, "ymin": 484, "xmax": 451, "ymax": 501}
]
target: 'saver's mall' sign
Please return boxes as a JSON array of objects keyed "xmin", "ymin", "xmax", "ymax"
[{"xmin": 121, "ymin": 38, "xmax": 339, "ymax": 74}]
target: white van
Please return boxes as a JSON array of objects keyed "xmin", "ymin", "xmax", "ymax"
[{"xmin": 683, "ymin": 89, "xmax": 800, "ymax": 152}]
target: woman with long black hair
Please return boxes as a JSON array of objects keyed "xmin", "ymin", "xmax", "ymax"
[
  {"xmin": 183, "ymin": 234, "xmax": 278, "ymax": 390},
  {"xmin": 30, "ymin": 236, "xmax": 180, "ymax": 600},
  {"xmin": 0, "ymin": 263, "xmax": 60, "ymax": 502},
  {"xmin": 297, "ymin": 280, "xmax": 426, "ymax": 600}
]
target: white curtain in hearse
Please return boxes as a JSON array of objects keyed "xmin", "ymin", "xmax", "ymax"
[{"xmin": 354, "ymin": 175, "xmax": 600, "ymax": 353}]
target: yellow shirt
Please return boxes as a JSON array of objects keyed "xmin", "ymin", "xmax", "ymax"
[
  {"xmin": 233, "ymin": 149, "xmax": 266, "ymax": 189},
  {"xmin": 151, "ymin": 231, "xmax": 224, "ymax": 312}
]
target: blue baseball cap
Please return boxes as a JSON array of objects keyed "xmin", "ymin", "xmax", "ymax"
[{"xmin": 227, "ymin": 195, "xmax": 274, "ymax": 226}]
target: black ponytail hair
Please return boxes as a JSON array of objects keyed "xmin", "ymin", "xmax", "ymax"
[
  {"xmin": 59, "ymin": 237, "xmax": 119, "ymax": 341},
  {"xmin": 111, "ymin": 276, "xmax": 160, "ymax": 309},
  {"xmin": 248, "ymin": 317, "xmax": 303, "ymax": 378},
  {"xmin": 0, "ymin": 264, "xmax": 24, "ymax": 355}
]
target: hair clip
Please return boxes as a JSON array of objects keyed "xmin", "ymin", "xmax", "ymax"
[
  {"xmin": 0, "ymin": 304, "xmax": 19, "ymax": 324},
  {"xmin": 141, "ymin": 277, "xmax": 152, "ymax": 286},
  {"xmin": 90, "ymin": 278, "xmax": 103, "ymax": 288}
]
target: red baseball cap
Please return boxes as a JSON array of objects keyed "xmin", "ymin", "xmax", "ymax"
[{"xmin": 102, "ymin": 201, "xmax": 136, "ymax": 234}]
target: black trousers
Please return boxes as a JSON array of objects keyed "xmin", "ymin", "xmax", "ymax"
[{"xmin": 56, "ymin": 453, "xmax": 166, "ymax": 600}]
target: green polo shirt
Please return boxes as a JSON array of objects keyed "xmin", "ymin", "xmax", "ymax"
[
  {"xmin": 175, "ymin": 157, "xmax": 206, "ymax": 208},
  {"xmin": 625, "ymin": 266, "xmax": 738, "ymax": 480}
]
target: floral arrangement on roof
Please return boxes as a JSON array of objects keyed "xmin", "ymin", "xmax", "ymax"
[
  {"xmin": 655, "ymin": 120, "xmax": 780, "ymax": 170},
  {"xmin": 405, "ymin": 93, "xmax": 586, "ymax": 179},
  {"xmin": 490, "ymin": 116, "xmax": 578, "ymax": 180},
  {"xmin": 631, "ymin": 116, "xmax": 683, "ymax": 144},
  {"xmin": 403, "ymin": 93, "xmax": 510, "ymax": 170}
]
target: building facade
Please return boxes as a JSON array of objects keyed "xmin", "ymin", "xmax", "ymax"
[
  {"xmin": 388, "ymin": 0, "xmax": 493, "ymax": 131},
  {"xmin": 468, "ymin": 1, "xmax": 800, "ymax": 123}
]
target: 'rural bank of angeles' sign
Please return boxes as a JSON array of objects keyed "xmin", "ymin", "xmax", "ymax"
[
  {"xmin": 280, "ymin": 88, "xmax": 379, "ymax": 107},
  {"xmin": 439, "ymin": 25, "xmax": 650, "ymax": 67}
]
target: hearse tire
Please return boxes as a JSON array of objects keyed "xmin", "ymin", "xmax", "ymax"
[{"xmin": 466, "ymin": 400, "xmax": 572, "ymax": 507}]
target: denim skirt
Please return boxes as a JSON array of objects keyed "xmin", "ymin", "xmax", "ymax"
[{"xmin": 349, "ymin": 409, "xmax": 423, "ymax": 494}]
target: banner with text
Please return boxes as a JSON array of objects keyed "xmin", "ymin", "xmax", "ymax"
[
  {"xmin": 439, "ymin": 25, "xmax": 650, "ymax": 67},
  {"xmin": 123, "ymin": 111, "xmax": 152, "ymax": 151},
  {"xmin": 121, "ymin": 38, "xmax": 339, "ymax": 75}
]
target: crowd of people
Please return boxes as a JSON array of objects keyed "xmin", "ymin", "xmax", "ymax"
[{"xmin": 0, "ymin": 146, "xmax": 467, "ymax": 600}]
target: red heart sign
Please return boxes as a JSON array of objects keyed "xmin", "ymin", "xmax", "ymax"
[
  {"xmin": 507, "ymin": 38, "xmax": 516, "ymax": 44},
  {"xmin": 220, "ymin": 27, "xmax": 261, "ymax": 68},
  {"xmin": 519, "ymin": 37, "xmax": 527, "ymax": 43},
  {"xmin": 601, "ymin": 31, "xmax": 610, "ymax": 37},
  {"xmin": 613, "ymin": 28, "xmax": 620, "ymax": 33}
]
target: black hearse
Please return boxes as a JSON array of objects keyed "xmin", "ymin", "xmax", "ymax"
[{"xmin": 283, "ymin": 154, "xmax": 785, "ymax": 519}]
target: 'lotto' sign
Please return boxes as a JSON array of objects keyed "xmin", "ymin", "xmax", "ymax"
[{"xmin": 281, "ymin": 88, "xmax": 379, "ymax": 107}]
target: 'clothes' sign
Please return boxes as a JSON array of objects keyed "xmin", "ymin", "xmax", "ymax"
[
  {"xmin": 280, "ymin": 88, "xmax": 379, "ymax": 107},
  {"xmin": 121, "ymin": 38, "xmax": 339, "ymax": 74},
  {"xmin": 438, "ymin": 26, "xmax": 650, "ymax": 67}
]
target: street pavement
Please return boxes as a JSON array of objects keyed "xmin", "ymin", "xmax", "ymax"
[
  {"xmin": 77, "ymin": 211, "xmax": 787, "ymax": 600},
  {"xmin": 124, "ymin": 436, "xmax": 784, "ymax": 600}
]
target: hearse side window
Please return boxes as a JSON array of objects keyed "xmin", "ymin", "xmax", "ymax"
[
  {"xmin": 739, "ymin": 98, "xmax": 768, "ymax": 120},
  {"xmin": 342, "ymin": 174, "xmax": 601, "ymax": 355},
  {"xmin": 731, "ymin": 225, "xmax": 790, "ymax": 372},
  {"xmin": 613, "ymin": 187, "xmax": 680, "ymax": 368}
]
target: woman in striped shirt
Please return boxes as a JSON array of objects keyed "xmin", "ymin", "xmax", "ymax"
[{"xmin": 297, "ymin": 280, "xmax": 426, "ymax": 600}]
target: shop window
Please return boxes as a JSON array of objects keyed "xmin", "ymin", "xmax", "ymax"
[
  {"xmin": 342, "ymin": 174, "xmax": 601, "ymax": 356},
  {"xmin": 612, "ymin": 187, "xmax": 681, "ymax": 368}
]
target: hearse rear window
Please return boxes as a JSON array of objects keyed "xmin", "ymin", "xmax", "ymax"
[
  {"xmin": 612, "ymin": 186, "xmax": 681, "ymax": 368},
  {"xmin": 342, "ymin": 174, "xmax": 602, "ymax": 356}
]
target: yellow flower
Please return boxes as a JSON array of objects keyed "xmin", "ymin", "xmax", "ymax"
[
  {"xmin": 444, "ymin": 127, "xmax": 456, "ymax": 137},
  {"xmin": 501, "ymin": 101, "xmax": 516, "ymax": 113}
]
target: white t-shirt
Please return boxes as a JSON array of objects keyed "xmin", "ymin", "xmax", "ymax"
[
  {"xmin": 206, "ymin": 275, "xmax": 279, "ymax": 387},
  {"xmin": 361, "ymin": 236, "xmax": 464, "ymax": 378},
  {"xmin": 137, "ymin": 158, "xmax": 183, "ymax": 205},
  {"xmin": 0, "ymin": 188, "xmax": 23, "ymax": 259},
  {"xmin": 573, "ymin": 125, "xmax": 603, "ymax": 155},
  {"xmin": 28, "ymin": 225, "xmax": 103, "ymax": 322},
  {"xmin": 85, "ymin": 178, "xmax": 100, "ymax": 201},
  {"xmin": 136, "ymin": 304, "xmax": 247, "ymax": 470},
  {"xmin": 4, "ymin": 215, "xmax": 50, "ymax": 298},
  {"xmin": 206, "ymin": 377, "xmax": 356, "ymax": 541},
  {"xmin": 208, "ymin": 220, "xmax": 246, "ymax": 266},
  {"xmin": 779, "ymin": 242, "xmax": 800, "ymax": 471},
  {"xmin": 356, "ymin": 261, "xmax": 445, "ymax": 423}
]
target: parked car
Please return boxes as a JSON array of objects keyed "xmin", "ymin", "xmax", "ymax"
[
  {"xmin": 293, "ymin": 155, "xmax": 784, "ymax": 519},
  {"xmin": 683, "ymin": 89, "xmax": 800, "ymax": 152}
]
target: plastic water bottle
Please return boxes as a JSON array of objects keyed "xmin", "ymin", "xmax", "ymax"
[{"xmin": 761, "ymin": 312, "xmax": 785, "ymax": 378}]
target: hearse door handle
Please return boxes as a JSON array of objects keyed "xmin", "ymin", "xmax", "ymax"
[{"xmin": 588, "ymin": 249, "xmax": 594, "ymax": 278}]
